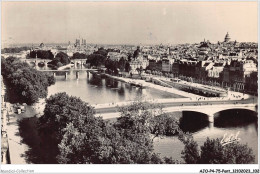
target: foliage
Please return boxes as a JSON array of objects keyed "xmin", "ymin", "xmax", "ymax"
[
  {"xmin": 180, "ymin": 135, "xmax": 255, "ymax": 164},
  {"xmin": 1, "ymin": 57, "xmax": 55, "ymax": 104},
  {"xmin": 105, "ymin": 57, "xmax": 131, "ymax": 74},
  {"xmin": 1, "ymin": 47, "xmax": 30, "ymax": 54},
  {"xmin": 38, "ymin": 92, "xmax": 96, "ymax": 141},
  {"xmin": 38, "ymin": 94, "xmax": 180, "ymax": 164},
  {"xmin": 55, "ymin": 52, "xmax": 70, "ymax": 65},
  {"xmin": 29, "ymin": 50, "xmax": 54, "ymax": 59},
  {"xmin": 71, "ymin": 52, "xmax": 87, "ymax": 60},
  {"xmin": 87, "ymin": 54, "xmax": 106, "ymax": 67},
  {"xmin": 48, "ymin": 52, "xmax": 70, "ymax": 67},
  {"xmin": 94, "ymin": 47, "xmax": 108, "ymax": 57},
  {"xmin": 118, "ymin": 57, "xmax": 126, "ymax": 72},
  {"xmin": 125, "ymin": 62, "xmax": 131, "ymax": 72},
  {"xmin": 133, "ymin": 47, "xmax": 140, "ymax": 58},
  {"xmin": 179, "ymin": 133, "xmax": 200, "ymax": 164},
  {"xmin": 151, "ymin": 113, "xmax": 180, "ymax": 137}
]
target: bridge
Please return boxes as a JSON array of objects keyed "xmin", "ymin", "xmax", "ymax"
[
  {"xmin": 38, "ymin": 68, "xmax": 97, "ymax": 72},
  {"xmin": 21, "ymin": 58, "xmax": 87, "ymax": 65},
  {"xmin": 94, "ymin": 98, "xmax": 257, "ymax": 123},
  {"xmin": 38, "ymin": 68, "xmax": 98, "ymax": 79}
]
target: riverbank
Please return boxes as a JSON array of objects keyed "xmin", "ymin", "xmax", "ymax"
[
  {"xmin": 104, "ymin": 74, "xmax": 200, "ymax": 98},
  {"xmin": 97, "ymin": 74, "xmax": 255, "ymax": 109}
]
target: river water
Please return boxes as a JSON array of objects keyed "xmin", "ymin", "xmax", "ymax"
[{"xmin": 48, "ymin": 71, "xmax": 258, "ymax": 163}]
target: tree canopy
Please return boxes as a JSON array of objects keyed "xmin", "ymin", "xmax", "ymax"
[
  {"xmin": 38, "ymin": 94, "xmax": 181, "ymax": 164},
  {"xmin": 1, "ymin": 57, "xmax": 55, "ymax": 104},
  {"xmin": 71, "ymin": 52, "xmax": 87, "ymax": 60},
  {"xmin": 29, "ymin": 50, "xmax": 54, "ymax": 60},
  {"xmin": 48, "ymin": 52, "xmax": 70, "ymax": 67},
  {"xmin": 180, "ymin": 135, "xmax": 255, "ymax": 164},
  {"xmin": 2, "ymin": 47, "xmax": 30, "ymax": 54}
]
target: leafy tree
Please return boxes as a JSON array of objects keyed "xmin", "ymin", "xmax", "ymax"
[
  {"xmin": 94, "ymin": 47, "xmax": 108, "ymax": 57},
  {"xmin": 2, "ymin": 47, "xmax": 30, "ymax": 54},
  {"xmin": 55, "ymin": 52, "xmax": 70, "ymax": 65},
  {"xmin": 28, "ymin": 50, "xmax": 54, "ymax": 59},
  {"xmin": 39, "ymin": 95, "xmax": 181, "ymax": 164},
  {"xmin": 37, "ymin": 50, "xmax": 54, "ymax": 59},
  {"xmin": 1, "ymin": 57, "xmax": 55, "ymax": 104},
  {"xmin": 38, "ymin": 92, "xmax": 100, "ymax": 163},
  {"xmin": 179, "ymin": 133, "xmax": 200, "ymax": 164},
  {"xmin": 87, "ymin": 54, "xmax": 106, "ymax": 67},
  {"xmin": 118, "ymin": 57, "xmax": 126, "ymax": 72},
  {"xmin": 133, "ymin": 46, "xmax": 140, "ymax": 58},
  {"xmin": 29, "ymin": 50, "xmax": 37, "ymax": 58},
  {"xmin": 127, "ymin": 53, "xmax": 133, "ymax": 61},
  {"xmin": 125, "ymin": 62, "xmax": 131, "ymax": 72},
  {"xmin": 71, "ymin": 52, "xmax": 87, "ymax": 60},
  {"xmin": 48, "ymin": 52, "xmax": 70, "ymax": 67},
  {"xmin": 180, "ymin": 135, "xmax": 255, "ymax": 164}
]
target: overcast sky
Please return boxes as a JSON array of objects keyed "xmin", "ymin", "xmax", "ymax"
[{"xmin": 2, "ymin": 1, "xmax": 258, "ymax": 45}]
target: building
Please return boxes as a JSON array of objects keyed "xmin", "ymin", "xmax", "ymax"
[
  {"xmin": 222, "ymin": 59, "xmax": 257, "ymax": 91},
  {"xmin": 207, "ymin": 62, "xmax": 226, "ymax": 80},
  {"xmin": 224, "ymin": 32, "xmax": 231, "ymax": 43},
  {"xmin": 162, "ymin": 58, "xmax": 174, "ymax": 72}
]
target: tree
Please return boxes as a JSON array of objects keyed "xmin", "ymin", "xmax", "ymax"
[
  {"xmin": 87, "ymin": 54, "xmax": 106, "ymax": 67},
  {"xmin": 133, "ymin": 47, "xmax": 140, "ymax": 58},
  {"xmin": 55, "ymin": 52, "xmax": 70, "ymax": 65},
  {"xmin": 48, "ymin": 52, "xmax": 70, "ymax": 67},
  {"xmin": 125, "ymin": 62, "xmax": 131, "ymax": 72},
  {"xmin": 38, "ymin": 92, "xmax": 100, "ymax": 163},
  {"xmin": 95, "ymin": 101, "xmax": 180, "ymax": 164},
  {"xmin": 71, "ymin": 52, "xmax": 87, "ymax": 60},
  {"xmin": 2, "ymin": 47, "xmax": 30, "ymax": 54},
  {"xmin": 37, "ymin": 50, "xmax": 54, "ymax": 59},
  {"xmin": 118, "ymin": 57, "xmax": 126, "ymax": 72},
  {"xmin": 180, "ymin": 136, "xmax": 255, "ymax": 164},
  {"xmin": 94, "ymin": 47, "xmax": 108, "ymax": 57},
  {"xmin": 179, "ymin": 133, "xmax": 200, "ymax": 164},
  {"xmin": 29, "ymin": 50, "xmax": 37, "ymax": 58},
  {"xmin": 1, "ymin": 57, "xmax": 55, "ymax": 104},
  {"xmin": 40, "ymin": 95, "xmax": 181, "ymax": 164}
]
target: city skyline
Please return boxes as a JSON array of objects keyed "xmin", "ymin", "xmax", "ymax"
[{"xmin": 2, "ymin": 1, "xmax": 258, "ymax": 46}]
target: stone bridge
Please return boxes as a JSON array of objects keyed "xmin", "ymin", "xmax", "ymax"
[
  {"xmin": 96, "ymin": 103, "xmax": 257, "ymax": 124},
  {"xmin": 21, "ymin": 58, "xmax": 86, "ymax": 67}
]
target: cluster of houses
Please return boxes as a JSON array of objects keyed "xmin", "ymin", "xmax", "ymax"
[{"xmin": 118, "ymin": 33, "xmax": 258, "ymax": 94}]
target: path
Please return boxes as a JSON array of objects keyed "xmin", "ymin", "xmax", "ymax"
[{"xmin": 5, "ymin": 104, "xmax": 38, "ymax": 164}]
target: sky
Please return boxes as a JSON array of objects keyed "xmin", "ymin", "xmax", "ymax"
[{"xmin": 1, "ymin": 1, "xmax": 258, "ymax": 46}]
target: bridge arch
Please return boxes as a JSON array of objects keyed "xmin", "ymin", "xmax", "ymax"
[
  {"xmin": 179, "ymin": 111, "xmax": 210, "ymax": 133},
  {"xmin": 214, "ymin": 108, "xmax": 257, "ymax": 128}
]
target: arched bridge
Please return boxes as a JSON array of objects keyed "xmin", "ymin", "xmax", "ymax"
[
  {"xmin": 95, "ymin": 101, "xmax": 257, "ymax": 123},
  {"xmin": 162, "ymin": 103, "xmax": 257, "ymax": 123}
]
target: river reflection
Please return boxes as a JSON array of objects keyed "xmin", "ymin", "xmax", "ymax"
[{"xmin": 153, "ymin": 111, "xmax": 258, "ymax": 163}]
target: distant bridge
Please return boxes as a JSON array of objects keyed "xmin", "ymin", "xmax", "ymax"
[
  {"xmin": 38, "ymin": 69, "xmax": 97, "ymax": 72},
  {"xmin": 37, "ymin": 68, "xmax": 98, "ymax": 79}
]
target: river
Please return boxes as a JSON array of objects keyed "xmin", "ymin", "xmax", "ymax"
[{"xmin": 48, "ymin": 70, "xmax": 258, "ymax": 163}]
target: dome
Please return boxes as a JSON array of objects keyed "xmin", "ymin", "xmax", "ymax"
[{"xmin": 224, "ymin": 32, "xmax": 231, "ymax": 42}]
